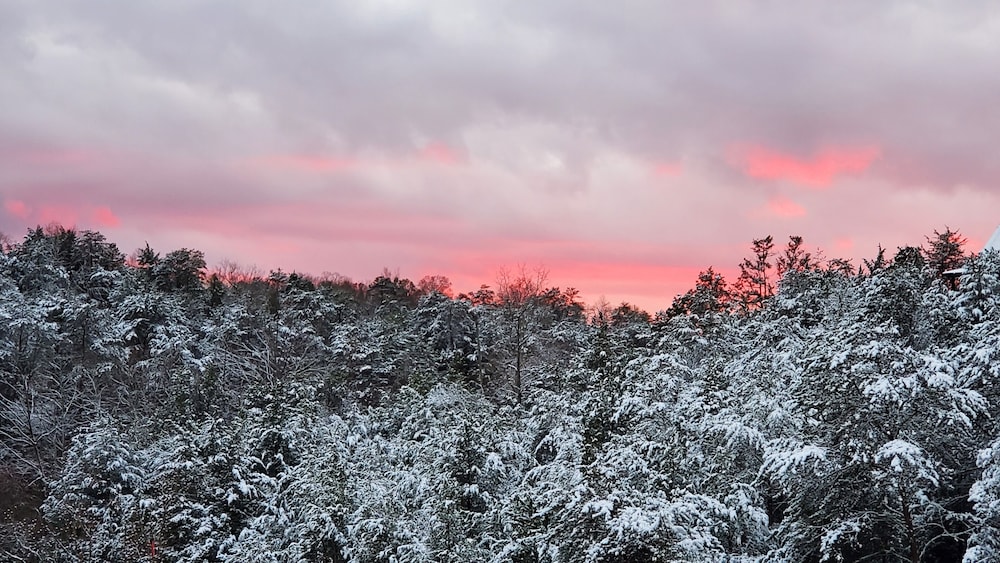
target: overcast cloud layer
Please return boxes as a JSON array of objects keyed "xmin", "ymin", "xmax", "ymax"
[{"xmin": 3, "ymin": 1, "xmax": 1000, "ymax": 310}]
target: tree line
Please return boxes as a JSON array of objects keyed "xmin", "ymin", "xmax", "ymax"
[{"xmin": 0, "ymin": 222, "xmax": 995, "ymax": 562}]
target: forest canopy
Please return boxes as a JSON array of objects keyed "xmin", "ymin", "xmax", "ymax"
[{"xmin": 1, "ymin": 224, "xmax": 998, "ymax": 562}]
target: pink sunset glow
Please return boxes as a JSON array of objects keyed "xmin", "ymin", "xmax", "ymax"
[
  {"xmin": 2, "ymin": 3, "xmax": 999, "ymax": 313},
  {"xmin": 37, "ymin": 206, "xmax": 80, "ymax": 228},
  {"xmin": 4, "ymin": 200, "xmax": 30, "ymax": 219},
  {"xmin": 1, "ymin": 147, "xmax": 95, "ymax": 166},
  {"xmin": 93, "ymin": 206, "xmax": 121, "ymax": 228},
  {"xmin": 737, "ymin": 145, "xmax": 882, "ymax": 187},
  {"xmin": 653, "ymin": 163, "xmax": 684, "ymax": 177},
  {"xmin": 835, "ymin": 238, "xmax": 855, "ymax": 253},
  {"xmin": 256, "ymin": 155, "xmax": 357, "ymax": 173},
  {"xmin": 419, "ymin": 142, "xmax": 461, "ymax": 165},
  {"xmin": 765, "ymin": 197, "xmax": 807, "ymax": 218}
]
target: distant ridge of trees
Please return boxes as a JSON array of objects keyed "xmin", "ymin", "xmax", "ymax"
[{"xmin": 2, "ymin": 222, "xmax": 999, "ymax": 561}]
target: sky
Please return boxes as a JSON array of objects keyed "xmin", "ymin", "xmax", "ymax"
[{"xmin": 2, "ymin": 1, "xmax": 1000, "ymax": 312}]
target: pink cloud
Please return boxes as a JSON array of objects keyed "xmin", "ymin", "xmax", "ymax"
[
  {"xmin": 93, "ymin": 206, "xmax": 121, "ymax": 227},
  {"xmin": 118, "ymin": 196, "xmax": 705, "ymax": 313},
  {"xmin": 251, "ymin": 144, "xmax": 462, "ymax": 173},
  {"xmin": 767, "ymin": 196, "xmax": 807, "ymax": 218},
  {"xmin": 736, "ymin": 145, "xmax": 881, "ymax": 187},
  {"xmin": 0, "ymin": 148, "xmax": 95, "ymax": 166},
  {"xmin": 254, "ymin": 154, "xmax": 356, "ymax": 172},
  {"xmin": 834, "ymin": 237, "xmax": 854, "ymax": 252},
  {"xmin": 37, "ymin": 205, "xmax": 79, "ymax": 227},
  {"xmin": 4, "ymin": 199, "xmax": 30, "ymax": 218},
  {"xmin": 136, "ymin": 200, "xmax": 463, "ymax": 249},
  {"xmin": 4, "ymin": 200, "xmax": 122, "ymax": 229},
  {"xmin": 653, "ymin": 162, "xmax": 683, "ymax": 177},
  {"xmin": 419, "ymin": 142, "xmax": 460, "ymax": 165}
]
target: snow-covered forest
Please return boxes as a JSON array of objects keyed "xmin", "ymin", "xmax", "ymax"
[{"xmin": 3, "ymin": 225, "xmax": 1000, "ymax": 562}]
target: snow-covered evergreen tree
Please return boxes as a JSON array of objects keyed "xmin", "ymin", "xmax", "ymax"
[{"xmin": 2, "ymin": 226, "xmax": 998, "ymax": 561}]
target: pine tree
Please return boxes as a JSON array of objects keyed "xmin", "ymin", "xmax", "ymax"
[
  {"xmin": 735, "ymin": 236, "xmax": 776, "ymax": 312},
  {"xmin": 924, "ymin": 227, "xmax": 968, "ymax": 279},
  {"xmin": 669, "ymin": 266, "xmax": 732, "ymax": 323}
]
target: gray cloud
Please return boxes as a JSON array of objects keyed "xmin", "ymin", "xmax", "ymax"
[
  {"xmin": 4, "ymin": 1, "xmax": 999, "ymax": 178},
  {"xmin": 3, "ymin": 0, "xmax": 1000, "ymax": 310}
]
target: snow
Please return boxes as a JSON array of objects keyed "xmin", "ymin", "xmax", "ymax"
[
  {"xmin": 7, "ymin": 225, "xmax": 1000, "ymax": 562},
  {"xmin": 987, "ymin": 224, "xmax": 1000, "ymax": 252}
]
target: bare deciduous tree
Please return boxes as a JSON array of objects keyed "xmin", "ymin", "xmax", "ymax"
[{"xmin": 496, "ymin": 265, "xmax": 548, "ymax": 404}]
